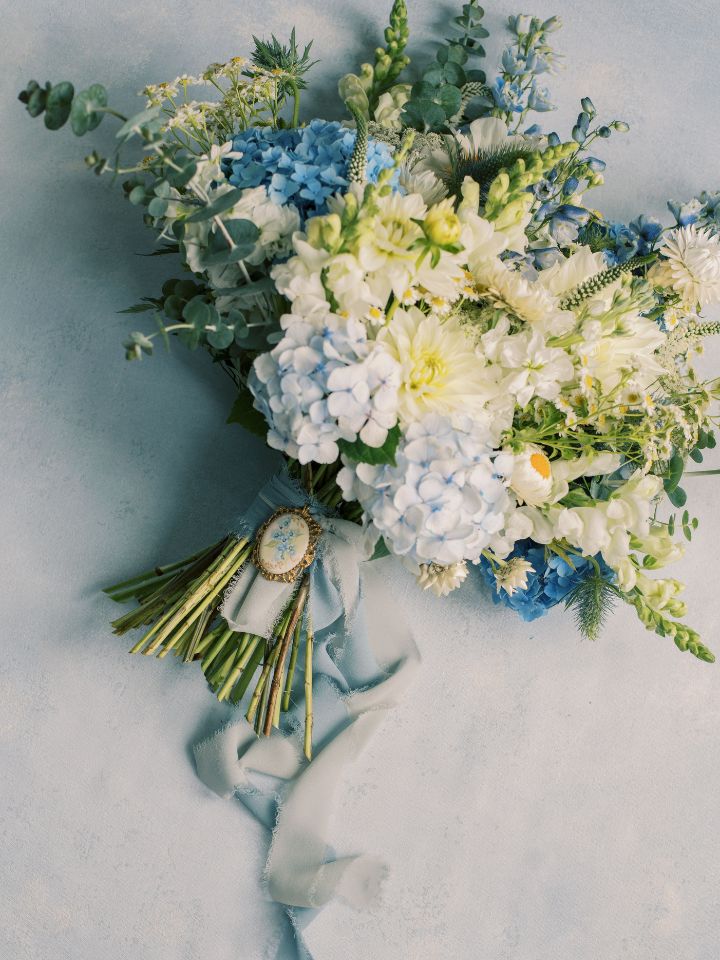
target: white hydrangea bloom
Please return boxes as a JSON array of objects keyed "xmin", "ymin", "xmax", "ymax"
[
  {"xmin": 337, "ymin": 413, "xmax": 514, "ymax": 566},
  {"xmin": 250, "ymin": 313, "xmax": 400, "ymax": 464}
]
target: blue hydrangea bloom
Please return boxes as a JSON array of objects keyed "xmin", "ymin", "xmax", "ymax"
[
  {"xmin": 224, "ymin": 119, "xmax": 396, "ymax": 220},
  {"xmin": 478, "ymin": 540, "xmax": 616, "ymax": 622}
]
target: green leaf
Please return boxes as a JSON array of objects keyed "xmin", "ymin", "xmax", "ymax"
[
  {"xmin": 184, "ymin": 188, "xmax": 249, "ymax": 223},
  {"xmin": 370, "ymin": 537, "xmax": 391, "ymax": 561},
  {"xmin": 115, "ymin": 105, "xmax": 163, "ymax": 141},
  {"xmin": 118, "ymin": 301, "xmax": 157, "ymax": 314},
  {"xmin": 667, "ymin": 485, "xmax": 687, "ymax": 508},
  {"xmin": 338, "ymin": 423, "xmax": 401, "ymax": 466},
  {"xmin": 182, "ymin": 296, "xmax": 213, "ymax": 329},
  {"xmin": 166, "ymin": 161, "xmax": 198, "ymax": 189},
  {"xmin": 44, "ymin": 82, "xmax": 75, "ymax": 130},
  {"xmin": 206, "ymin": 322, "xmax": 235, "ymax": 350},
  {"xmin": 70, "ymin": 83, "xmax": 107, "ymax": 136},
  {"xmin": 147, "ymin": 196, "xmax": 169, "ymax": 218},
  {"xmin": 690, "ymin": 447, "xmax": 704, "ymax": 463},
  {"xmin": 226, "ymin": 386, "xmax": 268, "ymax": 438}
]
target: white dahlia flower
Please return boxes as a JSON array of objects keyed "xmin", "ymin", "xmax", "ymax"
[{"xmin": 377, "ymin": 306, "xmax": 499, "ymax": 423}]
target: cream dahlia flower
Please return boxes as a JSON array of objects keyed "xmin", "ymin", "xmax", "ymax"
[{"xmin": 378, "ymin": 306, "xmax": 497, "ymax": 422}]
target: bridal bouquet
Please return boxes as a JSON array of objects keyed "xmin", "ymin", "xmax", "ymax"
[{"xmin": 20, "ymin": 1, "xmax": 720, "ymax": 953}]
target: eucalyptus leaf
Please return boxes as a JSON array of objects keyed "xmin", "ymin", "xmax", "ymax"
[
  {"xmin": 184, "ymin": 188, "xmax": 249, "ymax": 223},
  {"xmin": 70, "ymin": 83, "xmax": 107, "ymax": 136},
  {"xmin": 44, "ymin": 81, "xmax": 74, "ymax": 130}
]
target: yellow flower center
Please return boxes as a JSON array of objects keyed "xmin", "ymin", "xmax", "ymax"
[
  {"xmin": 410, "ymin": 350, "xmax": 448, "ymax": 390},
  {"xmin": 530, "ymin": 452, "xmax": 551, "ymax": 480}
]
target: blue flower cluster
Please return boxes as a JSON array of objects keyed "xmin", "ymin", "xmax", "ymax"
[
  {"xmin": 478, "ymin": 540, "xmax": 615, "ymax": 622},
  {"xmin": 491, "ymin": 15, "xmax": 561, "ymax": 119},
  {"xmin": 668, "ymin": 191, "xmax": 720, "ymax": 231},
  {"xmin": 224, "ymin": 119, "xmax": 395, "ymax": 220}
]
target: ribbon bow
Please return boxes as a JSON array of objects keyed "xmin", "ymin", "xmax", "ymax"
[{"xmin": 193, "ymin": 471, "xmax": 420, "ymax": 959}]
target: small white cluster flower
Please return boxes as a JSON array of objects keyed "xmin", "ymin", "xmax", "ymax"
[
  {"xmin": 416, "ymin": 560, "xmax": 469, "ymax": 597},
  {"xmin": 337, "ymin": 413, "xmax": 514, "ymax": 566},
  {"xmin": 250, "ymin": 312, "xmax": 401, "ymax": 464},
  {"xmin": 494, "ymin": 557, "xmax": 535, "ymax": 596}
]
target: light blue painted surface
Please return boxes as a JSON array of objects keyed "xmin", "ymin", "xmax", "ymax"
[{"xmin": 2, "ymin": 2, "xmax": 720, "ymax": 957}]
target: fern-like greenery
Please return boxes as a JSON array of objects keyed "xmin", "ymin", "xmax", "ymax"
[
  {"xmin": 564, "ymin": 569, "xmax": 620, "ymax": 642},
  {"xmin": 443, "ymin": 139, "xmax": 538, "ymax": 201}
]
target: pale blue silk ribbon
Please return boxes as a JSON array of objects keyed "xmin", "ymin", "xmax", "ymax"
[{"xmin": 193, "ymin": 471, "xmax": 420, "ymax": 959}]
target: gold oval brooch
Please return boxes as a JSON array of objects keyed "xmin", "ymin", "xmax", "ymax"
[{"xmin": 252, "ymin": 506, "xmax": 323, "ymax": 582}]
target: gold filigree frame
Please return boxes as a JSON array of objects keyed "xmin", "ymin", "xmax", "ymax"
[{"xmin": 252, "ymin": 506, "xmax": 323, "ymax": 582}]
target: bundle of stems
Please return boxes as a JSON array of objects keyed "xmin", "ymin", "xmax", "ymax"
[{"xmin": 105, "ymin": 536, "xmax": 317, "ymax": 758}]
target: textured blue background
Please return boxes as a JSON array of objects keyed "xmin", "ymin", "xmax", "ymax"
[{"xmin": 3, "ymin": 2, "xmax": 720, "ymax": 957}]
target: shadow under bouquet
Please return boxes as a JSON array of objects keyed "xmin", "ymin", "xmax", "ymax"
[{"xmin": 19, "ymin": 1, "xmax": 720, "ymax": 951}]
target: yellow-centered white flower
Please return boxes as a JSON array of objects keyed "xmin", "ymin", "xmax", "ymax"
[
  {"xmin": 377, "ymin": 306, "xmax": 498, "ymax": 422},
  {"xmin": 506, "ymin": 445, "xmax": 554, "ymax": 506}
]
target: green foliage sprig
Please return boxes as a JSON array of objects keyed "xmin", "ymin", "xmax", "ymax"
[
  {"xmin": 564, "ymin": 566, "xmax": 620, "ymax": 642},
  {"xmin": 401, "ymin": 1, "xmax": 489, "ymax": 132}
]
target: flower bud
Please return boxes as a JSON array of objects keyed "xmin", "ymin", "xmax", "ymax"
[
  {"xmin": 306, "ymin": 213, "xmax": 342, "ymax": 251},
  {"xmin": 423, "ymin": 201, "xmax": 462, "ymax": 246}
]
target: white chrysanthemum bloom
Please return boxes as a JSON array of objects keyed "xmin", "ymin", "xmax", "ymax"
[
  {"xmin": 337, "ymin": 412, "xmax": 513, "ymax": 566},
  {"xmin": 651, "ymin": 225, "xmax": 720, "ymax": 307},
  {"xmin": 416, "ymin": 560, "xmax": 469, "ymax": 597},
  {"xmin": 472, "ymin": 259, "xmax": 576, "ymax": 335},
  {"xmin": 494, "ymin": 557, "xmax": 535, "ymax": 596},
  {"xmin": 399, "ymin": 166, "xmax": 448, "ymax": 205},
  {"xmin": 483, "ymin": 323, "xmax": 575, "ymax": 407},
  {"xmin": 537, "ymin": 245, "xmax": 622, "ymax": 312},
  {"xmin": 378, "ymin": 307, "xmax": 499, "ymax": 422},
  {"xmin": 250, "ymin": 314, "xmax": 400, "ymax": 464},
  {"xmin": 505, "ymin": 446, "xmax": 554, "ymax": 506}
]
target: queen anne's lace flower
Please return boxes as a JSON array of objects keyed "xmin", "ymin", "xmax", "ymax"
[
  {"xmin": 250, "ymin": 313, "xmax": 401, "ymax": 464},
  {"xmin": 337, "ymin": 413, "xmax": 514, "ymax": 566}
]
